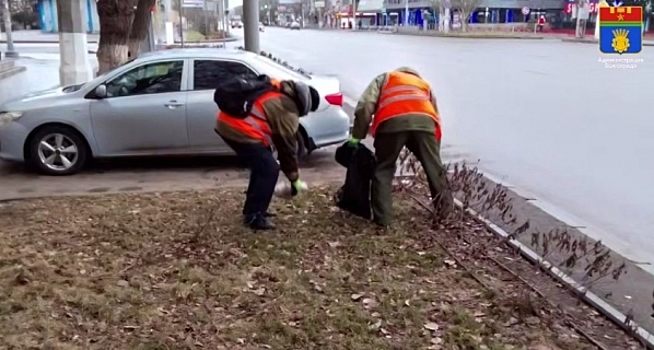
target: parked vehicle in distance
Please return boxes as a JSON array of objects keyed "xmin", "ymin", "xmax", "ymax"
[
  {"xmin": 0, "ymin": 49, "xmax": 351, "ymax": 175},
  {"xmin": 290, "ymin": 21, "xmax": 301, "ymax": 30},
  {"xmin": 231, "ymin": 21, "xmax": 243, "ymax": 29},
  {"xmin": 259, "ymin": 22, "xmax": 265, "ymax": 32}
]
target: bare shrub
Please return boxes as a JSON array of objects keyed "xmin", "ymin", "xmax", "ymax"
[{"xmin": 393, "ymin": 148, "xmax": 627, "ymax": 302}]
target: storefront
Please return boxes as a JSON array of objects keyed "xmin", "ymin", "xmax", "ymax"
[{"xmin": 36, "ymin": 0, "xmax": 100, "ymax": 33}]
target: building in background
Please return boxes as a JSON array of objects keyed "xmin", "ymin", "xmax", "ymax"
[
  {"xmin": 357, "ymin": 0, "xmax": 563, "ymax": 26},
  {"xmin": 35, "ymin": 0, "xmax": 100, "ymax": 33}
]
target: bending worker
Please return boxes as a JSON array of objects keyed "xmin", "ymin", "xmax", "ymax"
[
  {"xmin": 350, "ymin": 67, "xmax": 453, "ymax": 227},
  {"xmin": 216, "ymin": 79, "xmax": 320, "ymax": 230}
]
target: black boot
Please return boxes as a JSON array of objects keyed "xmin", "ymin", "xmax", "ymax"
[{"xmin": 245, "ymin": 213, "xmax": 276, "ymax": 230}]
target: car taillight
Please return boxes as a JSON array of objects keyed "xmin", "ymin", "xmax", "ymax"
[{"xmin": 325, "ymin": 93, "xmax": 343, "ymax": 107}]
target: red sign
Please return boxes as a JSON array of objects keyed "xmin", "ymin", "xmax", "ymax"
[
  {"xmin": 564, "ymin": 2, "xmax": 600, "ymax": 14},
  {"xmin": 599, "ymin": 6, "xmax": 643, "ymax": 21}
]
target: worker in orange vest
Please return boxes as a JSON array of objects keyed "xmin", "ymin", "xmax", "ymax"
[
  {"xmin": 349, "ymin": 67, "xmax": 453, "ymax": 227},
  {"xmin": 215, "ymin": 78, "xmax": 321, "ymax": 230}
]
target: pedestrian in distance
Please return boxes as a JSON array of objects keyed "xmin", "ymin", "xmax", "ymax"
[
  {"xmin": 349, "ymin": 67, "xmax": 453, "ymax": 227},
  {"xmin": 214, "ymin": 75, "xmax": 321, "ymax": 230}
]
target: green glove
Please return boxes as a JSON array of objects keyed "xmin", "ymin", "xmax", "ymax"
[
  {"xmin": 348, "ymin": 137, "xmax": 360, "ymax": 147},
  {"xmin": 291, "ymin": 179, "xmax": 307, "ymax": 196}
]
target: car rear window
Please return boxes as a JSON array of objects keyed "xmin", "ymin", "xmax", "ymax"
[{"xmin": 254, "ymin": 55, "xmax": 311, "ymax": 80}]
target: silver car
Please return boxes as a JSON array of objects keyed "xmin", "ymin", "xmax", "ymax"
[{"xmin": 0, "ymin": 48, "xmax": 351, "ymax": 175}]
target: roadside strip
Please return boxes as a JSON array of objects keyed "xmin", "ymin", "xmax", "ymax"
[{"xmin": 459, "ymin": 194, "xmax": 654, "ymax": 348}]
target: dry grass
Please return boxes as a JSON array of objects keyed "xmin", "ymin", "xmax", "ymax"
[{"xmin": 0, "ymin": 186, "xmax": 639, "ymax": 349}]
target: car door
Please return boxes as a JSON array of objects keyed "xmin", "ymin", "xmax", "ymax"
[
  {"xmin": 186, "ymin": 59, "xmax": 259, "ymax": 153},
  {"xmin": 89, "ymin": 59, "xmax": 190, "ymax": 156}
]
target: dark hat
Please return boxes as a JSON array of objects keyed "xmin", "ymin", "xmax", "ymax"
[
  {"xmin": 309, "ymin": 86, "xmax": 320, "ymax": 112},
  {"xmin": 293, "ymin": 81, "xmax": 311, "ymax": 116}
]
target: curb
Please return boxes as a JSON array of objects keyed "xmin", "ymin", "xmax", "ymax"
[
  {"xmin": 456, "ymin": 197, "xmax": 654, "ymax": 349},
  {"xmin": 561, "ymin": 38, "xmax": 654, "ymax": 46},
  {"xmin": 173, "ymin": 37, "xmax": 238, "ymax": 44},
  {"xmin": 391, "ymin": 32, "xmax": 546, "ymax": 40},
  {"xmin": 0, "ymin": 65, "xmax": 26, "ymax": 81},
  {"xmin": 1, "ymin": 40, "xmax": 99, "ymax": 44}
]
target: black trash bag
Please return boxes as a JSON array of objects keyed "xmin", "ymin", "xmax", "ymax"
[{"xmin": 334, "ymin": 141, "xmax": 375, "ymax": 220}]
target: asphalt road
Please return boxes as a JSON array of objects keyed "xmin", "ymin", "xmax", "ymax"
[{"xmin": 239, "ymin": 28, "xmax": 654, "ymax": 276}]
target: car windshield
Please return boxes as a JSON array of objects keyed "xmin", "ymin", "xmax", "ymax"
[
  {"xmin": 254, "ymin": 55, "xmax": 311, "ymax": 80},
  {"xmin": 91, "ymin": 57, "xmax": 138, "ymax": 83}
]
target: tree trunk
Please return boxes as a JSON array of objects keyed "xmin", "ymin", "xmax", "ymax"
[
  {"xmin": 460, "ymin": 11, "xmax": 470, "ymax": 32},
  {"xmin": 128, "ymin": 0, "xmax": 156, "ymax": 58},
  {"xmin": 96, "ymin": 0, "xmax": 135, "ymax": 74}
]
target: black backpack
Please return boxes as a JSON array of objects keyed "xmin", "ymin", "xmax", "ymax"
[{"xmin": 213, "ymin": 74, "xmax": 276, "ymax": 118}]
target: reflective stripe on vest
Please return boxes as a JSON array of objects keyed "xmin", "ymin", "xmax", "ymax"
[
  {"xmin": 245, "ymin": 105, "xmax": 273, "ymax": 146},
  {"xmin": 371, "ymin": 72, "xmax": 442, "ymax": 140},
  {"xmin": 218, "ymin": 91, "xmax": 280, "ymax": 146},
  {"xmin": 377, "ymin": 85, "xmax": 431, "ymax": 111}
]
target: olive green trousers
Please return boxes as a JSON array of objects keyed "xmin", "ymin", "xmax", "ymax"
[{"xmin": 371, "ymin": 131, "xmax": 453, "ymax": 225}]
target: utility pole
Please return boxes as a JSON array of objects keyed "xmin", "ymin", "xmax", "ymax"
[
  {"xmin": 243, "ymin": 0, "xmax": 260, "ymax": 52},
  {"xmin": 1, "ymin": 0, "xmax": 18, "ymax": 58}
]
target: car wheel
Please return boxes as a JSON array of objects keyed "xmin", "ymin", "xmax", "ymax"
[{"xmin": 29, "ymin": 126, "xmax": 88, "ymax": 176}]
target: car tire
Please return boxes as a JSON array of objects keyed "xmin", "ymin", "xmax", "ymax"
[{"xmin": 29, "ymin": 125, "xmax": 89, "ymax": 176}]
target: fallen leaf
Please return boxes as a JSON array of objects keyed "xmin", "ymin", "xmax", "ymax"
[
  {"xmin": 351, "ymin": 293, "xmax": 363, "ymax": 301},
  {"xmin": 424, "ymin": 322, "xmax": 440, "ymax": 331},
  {"xmin": 369, "ymin": 319, "xmax": 382, "ymax": 330},
  {"xmin": 362, "ymin": 298, "xmax": 377, "ymax": 309},
  {"xmin": 253, "ymin": 287, "xmax": 266, "ymax": 296},
  {"xmin": 444, "ymin": 259, "xmax": 457, "ymax": 267},
  {"xmin": 246, "ymin": 281, "xmax": 255, "ymax": 289},
  {"xmin": 116, "ymin": 280, "xmax": 129, "ymax": 288}
]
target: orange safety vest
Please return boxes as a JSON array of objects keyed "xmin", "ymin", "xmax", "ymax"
[
  {"xmin": 371, "ymin": 71, "xmax": 442, "ymax": 141},
  {"xmin": 217, "ymin": 79, "xmax": 283, "ymax": 147}
]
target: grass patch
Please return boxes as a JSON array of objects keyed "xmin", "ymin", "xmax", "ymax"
[{"xmin": 0, "ymin": 186, "xmax": 634, "ymax": 349}]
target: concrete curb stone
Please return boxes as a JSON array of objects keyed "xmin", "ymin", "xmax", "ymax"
[
  {"xmin": 1, "ymin": 40, "xmax": 98, "ymax": 44},
  {"xmin": 0, "ymin": 65, "xmax": 26, "ymax": 81},
  {"xmin": 561, "ymin": 37, "xmax": 654, "ymax": 46}
]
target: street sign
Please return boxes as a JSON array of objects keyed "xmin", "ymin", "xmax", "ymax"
[
  {"xmin": 521, "ymin": 6, "xmax": 530, "ymax": 15},
  {"xmin": 182, "ymin": 0, "xmax": 205, "ymax": 8},
  {"xmin": 315, "ymin": 1, "xmax": 326, "ymax": 8}
]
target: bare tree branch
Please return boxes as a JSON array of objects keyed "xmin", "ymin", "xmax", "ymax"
[{"xmin": 450, "ymin": 0, "xmax": 481, "ymax": 32}]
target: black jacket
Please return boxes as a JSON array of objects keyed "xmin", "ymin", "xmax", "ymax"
[{"xmin": 334, "ymin": 142, "xmax": 375, "ymax": 220}]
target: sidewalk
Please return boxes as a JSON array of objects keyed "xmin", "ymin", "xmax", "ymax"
[
  {"xmin": 0, "ymin": 30, "xmax": 99, "ymax": 44},
  {"xmin": 562, "ymin": 37, "xmax": 654, "ymax": 46},
  {"xmin": 0, "ymin": 59, "xmax": 60, "ymax": 105},
  {"xmin": 307, "ymin": 26, "xmax": 654, "ymax": 45},
  {"xmin": 0, "ymin": 56, "xmax": 98, "ymax": 105}
]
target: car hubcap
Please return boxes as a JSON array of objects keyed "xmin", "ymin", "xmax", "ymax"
[{"xmin": 37, "ymin": 133, "xmax": 79, "ymax": 171}]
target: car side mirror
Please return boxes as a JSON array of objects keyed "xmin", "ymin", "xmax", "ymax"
[{"xmin": 94, "ymin": 84, "xmax": 107, "ymax": 98}]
